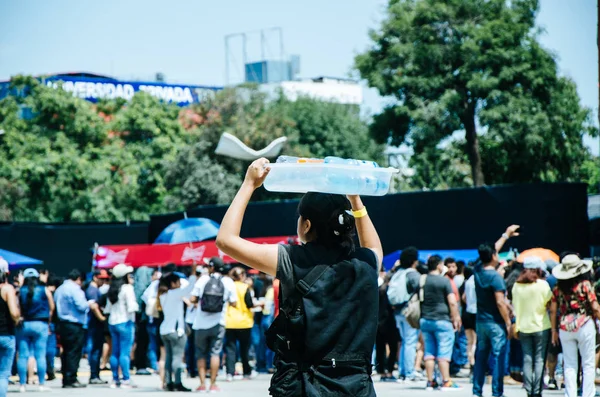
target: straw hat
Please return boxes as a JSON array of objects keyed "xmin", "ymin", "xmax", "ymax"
[{"xmin": 552, "ymin": 254, "xmax": 593, "ymax": 280}]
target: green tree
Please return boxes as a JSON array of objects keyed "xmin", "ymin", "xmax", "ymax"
[{"xmin": 356, "ymin": 0, "xmax": 598, "ymax": 187}]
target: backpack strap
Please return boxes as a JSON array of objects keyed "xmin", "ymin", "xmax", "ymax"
[
  {"xmin": 296, "ymin": 264, "xmax": 330, "ymax": 297},
  {"xmin": 418, "ymin": 275, "xmax": 427, "ymax": 302}
]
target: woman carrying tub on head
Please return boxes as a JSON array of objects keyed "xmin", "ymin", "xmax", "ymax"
[{"xmin": 216, "ymin": 158, "xmax": 383, "ymax": 397}]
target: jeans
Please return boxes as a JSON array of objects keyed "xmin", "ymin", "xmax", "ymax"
[
  {"xmin": 450, "ymin": 326, "xmax": 468, "ymax": 374},
  {"xmin": 146, "ymin": 322, "xmax": 159, "ymax": 371},
  {"xmin": 225, "ymin": 328, "xmax": 252, "ymax": 376},
  {"xmin": 87, "ymin": 322, "xmax": 105, "ymax": 379},
  {"xmin": 185, "ymin": 325, "xmax": 197, "ymax": 377},
  {"xmin": 420, "ymin": 318, "xmax": 455, "ymax": 361},
  {"xmin": 394, "ymin": 312, "xmax": 419, "ymax": 378},
  {"xmin": 108, "ymin": 321, "xmax": 135, "ymax": 383},
  {"xmin": 473, "ymin": 322, "xmax": 507, "ymax": 397},
  {"xmin": 261, "ymin": 314, "xmax": 275, "ymax": 370},
  {"xmin": 162, "ymin": 332, "xmax": 187, "ymax": 385},
  {"xmin": 252, "ymin": 321, "xmax": 267, "ymax": 372},
  {"xmin": 58, "ymin": 321, "xmax": 85, "ymax": 386},
  {"xmin": 46, "ymin": 323, "xmax": 57, "ymax": 377},
  {"xmin": 0, "ymin": 335, "xmax": 16, "ymax": 396},
  {"xmin": 560, "ymin": 320, "xmax": 597, "ymax": 397},
  {"xmin": 16, "ymin": 321, "xmax": 49, "ymax": 385},
  {"xmin": 520, "ymin": 329, "xmax": 550, "ymax": 396}
]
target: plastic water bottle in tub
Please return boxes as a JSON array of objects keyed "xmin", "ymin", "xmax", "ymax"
[{"xmin": 263, "ymin": 156, "xmax": 398, "ymax": 196}]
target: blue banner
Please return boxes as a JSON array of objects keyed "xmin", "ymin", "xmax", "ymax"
[{"xmin": 44, "ymin": 76, "xmax": 222, "ymax": 106}]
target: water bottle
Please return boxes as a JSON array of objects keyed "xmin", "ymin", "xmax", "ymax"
[
  {"xmin": 276, "ymin": 156, "xmax": 300, "ymax": 163},
  {"xmin": 324, "ymin": 156, "xmax": 359, "ymax": 166}
]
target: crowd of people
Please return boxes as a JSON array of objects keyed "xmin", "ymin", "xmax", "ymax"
[
  {"xmin": 0, "ymin": 256, "xmax": 278, "ymax": 393},
  {"xmin": 0, "ymin": 157, "xmax": 599, "ymax": 397},
  {"xmin": 377, "ymin": 225, "xmax": 600, "ymax": 397}
]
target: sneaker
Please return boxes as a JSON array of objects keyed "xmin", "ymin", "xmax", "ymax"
[
  {"xmin": 109, "ymin": 383, "xmax": 119, "ymax": 389},
  {"xmin": 413, "ymin": 371, "xmax": 426, "ymax": 380},
  {"xmin": 89, "ymin": 378, "xmax": 108, "ymax": 385},
  {"xmin": 120, "ymin": 380, "xmax": 137, "ymax": 389},
  {"xmin": 19, "ymin": 385, "xmax": 26, "ymax": 393},
  {"xmin": 209, "ymin": 384, "xmax": 221, "ymax": 393},
  {"xmin": 196, "ymin": 385, "xmax": 207, "ymax": 392},
  {"xmin": 396, "ymin": 376, "xmax": 406, "ymax": 383},
  {"xmin": 226, "ymin": 374, "xmax": 233, "ymax": 382},
  {"xmin": 173, "ymin": 383, "xmax": 191, "ymax": 392},
  {"xmin": 441, "ymin": 380, "xmax": 462, "ymax": 391},
  {"xmin": 38, "ymin": 386, "xmax": 52, "ymax": 392},
  {"xmin": 426, "ymin": 380, "xmax": 439, "ymax": 391},
  {"xmin": 136, "ymin": 368, "xmax": 152, "ymax": 376},
  {"xmin": 381, "ymin": 376, "xmax": 398, "ymax": 382},
  {"xmin": 547, "ymin": 379, "xmax": 559, "ymax": 390}
]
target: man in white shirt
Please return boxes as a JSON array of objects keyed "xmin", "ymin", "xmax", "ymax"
[{"xmin": 190, "ymin": 258, "xmax": 237, "ymax": 393}]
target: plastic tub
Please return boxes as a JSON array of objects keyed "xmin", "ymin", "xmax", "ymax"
[{"xmin": 263, "ymin": 162, "xmax": 398, "ymax": 196}]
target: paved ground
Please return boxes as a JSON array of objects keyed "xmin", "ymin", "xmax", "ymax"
[{"xmin": 9, "ymin": 371, "xmax": 570, "ymax": 396}]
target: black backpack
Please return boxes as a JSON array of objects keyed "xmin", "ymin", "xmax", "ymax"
[{"xmin": 201, "ymin": 276, "xmax": 225, "ymax": 313}]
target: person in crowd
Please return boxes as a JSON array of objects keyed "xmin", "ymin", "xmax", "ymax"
[
  {"xmin": 215, "ymin": 158, "xmax": 383, "ymax": 396},
  {"xmin": 376, "ymin": 269, "xmax": 400, "ymax": 382},
  {"xmin": 512, "ymin": 257, "xmax": 552, "ymax": 397},
  {"xmin": 86, "ymin": 269, "xmax": 110, "ymax": 385},
  {"xmin": 142, "ymin": 268, "xmax": 162, "ymax": 373},
  {"xmin": 388, "ymin": 246, "xmax": 422, "ymax": 382},
  {"xmin": 157, "ymin": 265, "xmax": 197, "ymax": 392},
  {"xmin": 55, "ymin": 269, "xmax": 95, "ymax": 388},
  {"xmin": 224, "ymin": 267, "xmax": 255, "ymax": 381},
  {"xmin": 472, "ymin": 225, "xmax": 519, "ymax": 397},
  {"xmin": 132, "ymin": 266, "xmax": 155, "ymax": 376},
  {"xmin": 461, "ymin": 266, "xmax": 477, "ymax": 369},
  {"xmin": 45, "ymin": 275, "xmax": 61, "ymax": 381},
  {"xmin": 419, "ymin": 255, "xmax": 462, "ymax": 390},
  {"xmin": 249, "ymin": 272, "xmax": 268, "ymax": 374},
  {"xmin": 16, "ymin": 268, "xmax": 54, "ymax": 392},
  {"xmin": 0, "ymin": 258, "xmax": 20, "ymax": 396},
  {"xmin": 190, "ymin": 257, "xmax": 236, "ymax": 393},
  {"xmin": 444, "ymin": 258, "xmax": 460, "ymax": 300},
  {"xmin": 104, "ymin": 264, "xmax": 139, "ymax": 388},
  {"xmin": 261, "ymin": 277, "xmax": 276, "ymax": 373},
  {"xmin": 550, "ymin": 254, "xmax": 600, "ymax": 397},
  {"xmin": 454, "ymin": 261, "xmax": 466, "ymax": 290}
]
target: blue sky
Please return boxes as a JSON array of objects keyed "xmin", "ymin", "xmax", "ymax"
[{"xmin": 0, "ymin": 0, "xmax": 597, "ymax": 154}]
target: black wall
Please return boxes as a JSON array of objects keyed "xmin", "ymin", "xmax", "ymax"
[
  {"xmin": 0, "ymin": 222, "xmax": 148, "ymax": 276},
  {"xmin": 150, "ymin": 183, "xmax": 591, "ymax": 258},
  {"xmin": 0, "ymin": 183, "xmax": 590, "ymax": 277}
]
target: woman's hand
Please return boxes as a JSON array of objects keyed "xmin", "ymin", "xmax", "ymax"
[
  {"xmin": 244, "ymin": 158, "xmax": 271, "ymax": 190},
  {"xmin": 551, "ymin": 329, "xmax": 559, "ymax": 346}
]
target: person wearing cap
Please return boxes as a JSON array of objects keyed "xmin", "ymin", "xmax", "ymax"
[
  {"xmin": 550, "ymin": 254, "xmax": 600, "ymax": 397},
  {"xmin": 104, "ymin": 264, "xmax": 139, "ymax": 388},
  {"xmin": 0, "ymin": 258, "xmax": 20, "ymax": 396},
  {"xmin": 190, "ymin": 257, "xmax": 237, "ymax": 392},
  {"xmin": 215, "ymin": 159, "xmax": 384, "ymax": 396},
  {"xmin": 86, "ymin": 269, "xmax": 110, "ymax": 385},
  {"xmin": 511, "ymin": 256, "xmax": 552, "ymax": 397},
  {"xmin": 15, "ymin": 268, "xmax": 54, "ymax": 392},
  {"xmin": 54, "ymin": 269, "xmax": 95, "ymax": 388}
]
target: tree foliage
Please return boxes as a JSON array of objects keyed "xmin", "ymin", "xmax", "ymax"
[
  {"xmin": 356, "ymin": 0, "xmax": 598, "ymax": 188},
  {"xmin": 0, "ymin": 77, "xmax": 382, "ymax": 222}
]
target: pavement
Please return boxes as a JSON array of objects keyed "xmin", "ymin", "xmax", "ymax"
[{"xmin": 9, "ymin": 369, "xmax": 571, "ymax": 396}]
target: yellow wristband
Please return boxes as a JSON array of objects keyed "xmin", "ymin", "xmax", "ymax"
[{"xmin": 352, "ymin": 207, "xmax": 368, "ymax": 218}]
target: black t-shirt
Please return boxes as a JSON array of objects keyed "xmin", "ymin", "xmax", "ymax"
[{"xmin": 420, "ymin": 274, "xmax": 453, "ymax": 322}]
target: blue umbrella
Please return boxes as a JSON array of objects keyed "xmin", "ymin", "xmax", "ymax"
[
  {"xmin": 154, "ymin": 218, "xmax": 221, "ymax": 244},
  {"xmin": 383, "ymin": 249, "xmax": 479, "ymax": 271},
  {"xmin": 0, "ymin": 248, "xmax": 43, "ymax": 269}
]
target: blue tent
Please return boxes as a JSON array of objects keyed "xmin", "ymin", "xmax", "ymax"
[
  {"xmin": 383, "ymin": 249, "xmax": 479, "ymax": 271},
  {"xmin": 0, "ymin": 248, "xmax": 43, "ymax": 269}
]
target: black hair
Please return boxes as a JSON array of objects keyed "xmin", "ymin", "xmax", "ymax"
[
  {"xmin": 400, "ymin": 247, "xmax": 419, "ymax": 269},
  {"xmin": 68, "ymin": 269, "xmax": 82, "ymax": 281},
  {"xmin": 163, "ymin": 263, "xmax": 177, "ymax": 274},
  {"xmin": 24, "ymin": 276, "xmax": 39, "ymax": 308},
  {"xmin": 463, "ymin": 265, "xmax": 474, "ymax": 280},
  {"xmin": 444, "ymin": 257, "xmax": 456, "ymax": 266},
  {"xmin": 427, "ymin": 255, "xmax": 443, "ymax": 272},
  {"xmin": 456, "ymin": 260, "xmax": 465, "ymax": 274},
  {"xmin": 108, "ymin": 274, "xmax": 129, "ymax": 304},
  {"xmin": 156, "ymin": 272, "xmax": 180, "ymax": 312},
  {"xmin": 478, "ymin": 243, "xmax": 496, "ymax": 264},
  {"xmin": 557, "ymin": 274, "xmax": 586, "ymax": 295},
  {"xmin": 298, "ymin": 193, "xmax": 355, "ymax": 255},
  {"xmin": 0, "ymin": 271, "xmax": 7, "ymax": 285},
  {"xmin": 48, "ymin": 276, "xmax": 63, "ymax": 289}
]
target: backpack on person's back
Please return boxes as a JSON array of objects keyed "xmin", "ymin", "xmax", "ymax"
[
  {"xmin": 387, "ymin": 268, "xmax": 417, "ymax": 306},
  {"xmin": 201, "ymin": 275, "xmax": 225, "ymax": 313}
]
